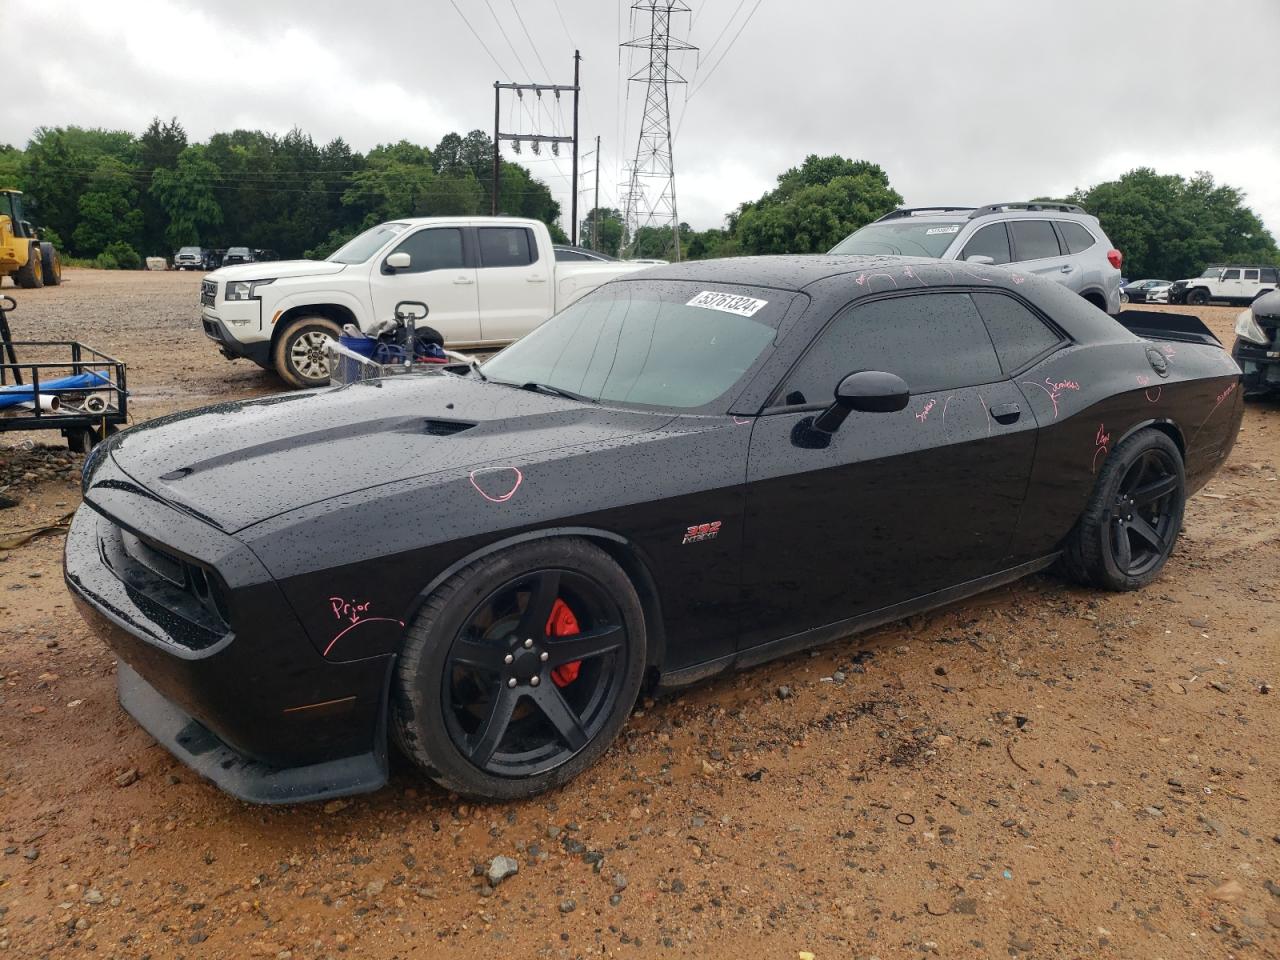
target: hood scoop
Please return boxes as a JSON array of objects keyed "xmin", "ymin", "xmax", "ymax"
[{"xmin": 423, "ymin": 418, "xmax": 476, "ymax": 437}]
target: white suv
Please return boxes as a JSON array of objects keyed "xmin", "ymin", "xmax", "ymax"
[
  {"xmin": 829, "ymin": 202, "xmax": 1124, "ymax": 314},
  {"xmin": 1172, "ymin": 265, "xmax": 1279, "ymax": 306}
]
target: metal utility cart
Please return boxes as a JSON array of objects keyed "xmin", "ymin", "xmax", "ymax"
[{"xmin": 0, "ymin": 294, "xmax": 128, "ymax": 452}]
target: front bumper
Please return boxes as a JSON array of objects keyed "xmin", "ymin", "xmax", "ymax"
[
  {"xmin": 64, "ymin": 455, "xmax": 393, "ymax": 803},
  {"xmin": 202, "ymin": 309, "xmax": 272, "ymax": 367},
  {"xmin": 1232, "ymin": 338, "xmax": 1280, "ymax": 393}
]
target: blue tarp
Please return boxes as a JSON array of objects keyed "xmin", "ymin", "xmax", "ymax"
[{"xmin": 0, "ymin": 371, "xmax": 112, "ymax": 410}]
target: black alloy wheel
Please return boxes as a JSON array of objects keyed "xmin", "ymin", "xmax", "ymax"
[
  {"xmin": 1103, "ymin": 446, "xmax": 1181, "ymax": 578},
  {"xmin": 1062, "ymin": 429, "xmax": 1186, "ymax": 591},
  {"xmin": 393, "ymin": 538, "xmax": 646, "ymax": 800},
  {"xmin": 441, "ymin": 570, "xmax": 625, "ymax": 777}
]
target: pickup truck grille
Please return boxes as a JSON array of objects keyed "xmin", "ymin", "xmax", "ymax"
[{"xmin": 200, "ymin": 279, "xmax": 217, "ymax": 307}]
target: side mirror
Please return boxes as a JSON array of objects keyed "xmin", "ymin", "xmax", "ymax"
[
  {"xmin": 812, "ymin": 370, "xmax": 910, "ymax": 433},
  {"xmin": 384, "ymin": 251, "xmax": 411, "ymax": 273},
  {"xmin": 965, "ymin": 254, "xmax": 995, "ymax": 265}
]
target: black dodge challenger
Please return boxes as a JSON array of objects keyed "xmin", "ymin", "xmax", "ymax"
[{"xmin": 65, "ymin": 256, "xmax": 1244, "ymax": 803}]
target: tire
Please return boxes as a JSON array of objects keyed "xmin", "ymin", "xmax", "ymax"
[
  {"xmin": 14, "ymin": 244, "xmax": 43, "ymax": 289},
  {"xmin": 1187, "ymin": 288, "xmax": 1209, "ymax": 306},
  {"xmin": 272, "ymin": 316, "xmax": 340, "ymax": 389},
  {"xmin": 1119, "ymin": 291, "xmax": 1129, "ymax": 305},
  {"xmin": 39, "ymin": 243, "xmax": 61, "ymax": 286},
  {"xmin": 1061, "ymin": 429, "xmax": 1185, "ymax": 591},
  {"xmin": 392, "ymin": 537, "xmax": 647, "ymax": 801}
]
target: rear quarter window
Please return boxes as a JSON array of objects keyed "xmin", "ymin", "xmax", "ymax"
[
  {"xmin": 1009, "ymin": 221, "xmax": 1062, "ymax": 262},
  {"xmin": 1057, "ymin": 221, "xmax": 1097, "ymax": 254},
  {"xmin": 972, "ymin": 292, "xmax": 1062, "ymax": 373}
]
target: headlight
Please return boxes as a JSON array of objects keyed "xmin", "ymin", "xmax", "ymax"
[
  {"xmin": 224, "ymin": 279, "xmax": 274, "ymax": 301},
  {"xmin": 1235, "ymin": 308, "xmax": 1267, "ymax": 345}
]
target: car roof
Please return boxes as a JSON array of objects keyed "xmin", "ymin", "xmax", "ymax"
[
  {"xmin": 621, "ymin": 254, "xmax": 993, "ymax": 293},
  {"xmin": 872, "ymin": 202, "xmax": 1095, "ymax": 224}
]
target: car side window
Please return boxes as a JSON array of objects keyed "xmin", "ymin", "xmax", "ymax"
[
  {"xmin": 1262, "ymin": 268, "xmax": 1279, "ymax": 284},
  {"xmin": 1243, "ymin": 269, "xmax": 1260, "ymax": 281},
  {"xmin": 1221, "ymin": 269, "xmax": 1240, "ymax": 280},
  {"xmin": 479, "ymin": 227, "xmax": 536, "ymax": 267},
  {"xmin": 972, "ymin": 292, "xmax": 1062, "ymax": 374},
  {"xmin": 388, "ymin": 228, "xmax": 464, "ymax": 273},
  {"xmin": 556, "ymin": 249, "xmax": 588, "ymax": 261},
  {"xmin": 1008, "ymin": 220, "xmax": 1062, "ymax": 261},
  {"xmin": 778, "ymin": 292, "xmax": 1002, "ymax": 405},
  {"xmin": 1057, "ymin": 221, "xmax": 1096, "ymax": 254},
  {"xmin": 959, "ymin": 223, "xmax": 1011, "ymax": 264}
]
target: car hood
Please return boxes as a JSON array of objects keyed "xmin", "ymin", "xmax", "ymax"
[
  {"xmin": 107, "ymin": 375, "xmax": 667, "ymax": 533},
  {"xmin": 208, "ymin": 260, "xmax": 347, "ymax": 282}
]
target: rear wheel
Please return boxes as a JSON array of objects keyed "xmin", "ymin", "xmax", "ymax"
[
  {"xmin": 1062, "ymin": 430, "xmax": 1185, "ymax": 591},
  {"xmin": 14, "ymin": 244, "xmax": 43, "ymax": 288},
  {"xmin": 392, "ymin": 538, "xmax": 646, "ymax": 800},
  {"xmin": 39, "ymin": 243, "xmax": 61, "ymax": 286},
  {"xmin": 272, "ymin": 316, "xmax": 340, "ymax": 388},
  {"xmin": 1187, "ymin": 288, "xmax": 1209, "ymax": 306}
]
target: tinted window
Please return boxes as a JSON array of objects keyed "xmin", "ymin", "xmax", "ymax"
[
  {"xmin": 1262, "ymin": 268, "xmax": 1278, "ymax": 283},
  {"xmin": 1009, "ymin": 221, "xmax": 1061, "ymax": 261},
  {"xmin": 479, "ymin": 227, "xmax": 535, "ymax": 267},
  {"xmin": 829, "ymin": 221, "xmax": 965, "ymax": 257},
  {"xmin": 972, "ymin": 292, "xmax": 1061, "ymax": 373},
  {"xmin": 1057, "ymin": 221, "xmax": 1096, "ymax": 254},
  {"xmin": 1221, "ymin": 269, "xmax": 1240, "ymax": 280},
  {"xmin": 481, "ymin": 281, "xmax": 790, "ymax": 411},
  {"xmin": 555, "ymin": 249, "xmax": 588, "ymax": 261},
  {"xmin": 779, "ymin": 293, "xmax": 1002, "ymax": 404},
  {"xmin": 1243, "ymin": 269, "xmax": 1259, "ymax": 281},
  {"xmin": 960, "ymin": 224, "xmax": 1011, "ymax": 265},
  {"xmin": 389, "ymin": 228, "xmax": 464, "ymax": 273}
]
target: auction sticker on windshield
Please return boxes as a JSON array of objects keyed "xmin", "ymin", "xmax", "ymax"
[
  {"xmin": 926, "ymin": 225, "xmax": 961, "ymax": 235},
  {"xmin": 686, "ymin": 290, "xmax": 769, "ymax": 317}
]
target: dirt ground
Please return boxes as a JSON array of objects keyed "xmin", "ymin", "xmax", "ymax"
[{"xmin": 1, "ymin": 269, "xmax": 1277, "ymax": 959}]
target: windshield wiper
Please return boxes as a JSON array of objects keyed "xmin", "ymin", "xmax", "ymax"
[{"xmin": 520, "ymin": 381, "xmax": 596, "ymax": 403}]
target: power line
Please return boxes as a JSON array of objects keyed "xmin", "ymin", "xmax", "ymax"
[
  {"xmin": 483, "ymin": 0, "xmax": 535, "ymax": 79},
  {"xmin": 689, "ymin": 0, "xmax": 763, "ymax": 99},
  {"xmin": 449, "ymin": 0, "xmax": 512, "ymax": 77},
  {"xmin": 510, "ymin": 0, "xmax": 552, "ymax": 77}
]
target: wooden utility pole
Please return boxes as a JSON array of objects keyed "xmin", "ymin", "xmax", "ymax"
[{"xmin": 570, "ymin": 50, "xmax": 581, "ymax": 246}]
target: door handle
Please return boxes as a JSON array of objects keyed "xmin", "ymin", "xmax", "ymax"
[
  {"xmin": 1059, "ymin": 264, "xmax": 1074, "ymax": 273},
  {"xmin": 991, "ymin": 401, "xmax": 1021, "ymax": 424},
  {"xmin": 453, "ymin": 276, "xmax": 474, "ymax": 285},
  {"xmin": 526, "ymin": 276, "xmax": 547, "ymax": 283}
]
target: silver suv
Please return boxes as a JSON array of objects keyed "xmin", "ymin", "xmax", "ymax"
[{"xmin": 829, "ymin": 202, "xmax": 1123, "ymax": 314}]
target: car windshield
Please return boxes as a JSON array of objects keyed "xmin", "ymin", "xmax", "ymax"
[
  {"xmin": 1199, "ymin": 267, "xmax": 1221, "ymax": 277},
  {"xmin": 178, "ymin": 247, "xmax": 200, "ymax": 255},
  {"xmin": 327, "ymin": 223, "xmax": 409, "ymax": 264},
  {"xmin": 829, "ymin": 221, "xmax": 965, "ymax": 257},
  {"xmin": 481, "ymin": 280, "xmax": 790, "ymax": 411}
]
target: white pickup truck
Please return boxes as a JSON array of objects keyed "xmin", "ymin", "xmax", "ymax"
[{"xmin": 199, "ymin": 216, "xmax": 649, "ymax": 387}]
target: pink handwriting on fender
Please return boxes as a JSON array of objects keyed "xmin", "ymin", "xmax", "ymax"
[
  {"xmin": 1092, "ymin": 423, "xmax": 1111, "ymax": 474},
  {"xmin": 915, "ymin": 399, "xmax": 936, "ymax": 422},
  {"xmin": 1214, "ymin": 382, "xmax": 1237, "ymax": 407},
  {"xmin": 330, "ymin": 597, "xmax": 371, "ymax": 624}
]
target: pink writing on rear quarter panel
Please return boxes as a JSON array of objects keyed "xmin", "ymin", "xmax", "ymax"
[
  {"xmin": 1091, "ymin": 423, "xmax": 1111, "ymax": 474},
  {"xmin": 915, "ymin": 399, "xmax": 936, "ymax": 423}
]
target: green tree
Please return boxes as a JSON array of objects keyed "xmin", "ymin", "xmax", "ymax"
[
  {"xmin": 150, "ymin": 145, "xmax": 223, "ymax": 248},
  {"xmin": 137, "ymin": 117, "xmax": 188, "ymax": 254},
  {"xmin": 72, "ymin": 157, "xmax": 144, "ymax": 256},
  {"xmin": 0, "ymin": 145, "xmax": 23, "ymax": 188},
  {"xmin": 731, "ymin": 154, "xmax": 902, "ymax": 254},
  {"xmin": 1066, "ymin": 168, "xmax": 1280, "ymax": 279},
  {"xmin": 580, "ymin": 207, "xmax": 624, "ymax": 254}
]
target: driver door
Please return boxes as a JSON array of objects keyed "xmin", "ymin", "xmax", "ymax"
[
  {"xmin": 738, "ymin": 291, "xmax": 1038, "ymax": 651},
  {"xmin": 369, "ymin": 225, "xmax": 480, "ymax": 343}
]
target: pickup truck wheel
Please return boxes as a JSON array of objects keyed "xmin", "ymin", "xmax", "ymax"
[
  {"xmin": 39, "ymin": 243, "xmax": 61, "ymax": 286},
  {"xmin": 1061, "ymin": 430, "xmax": 1185, "ymax": 591},
  {"xmin": 1186, "ymin": 288, "xmax": 1209, "ymax": 306},
  {"xmin": 14, "ymin": 244, "xmax": 43, "ymax": 288},
  {"xmin": 273, "ymin": 316, "xmax": 340, "ymax": 389}
]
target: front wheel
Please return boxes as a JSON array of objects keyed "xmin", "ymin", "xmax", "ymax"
[
  {"xmin": 272, "ymin": 316, "xmax": 340, "ymax": 388},
  {"xmin": 39, "ymin": 243, "xmax": 61, "ymax": 286},
  {"xmin": 14, "ymin": 244, "xmax": 43, "ymax": 289},
  {"xmin": 1187, "ymin": 288, "xmax": 1209, "ymax": 306},
  {"xmin": 1061, "ymin": 429, "xmax": 1185, "ymax": 591},
  {"xmin": 392, "ymin": 538, "xmax": 647, "ymax": 800}
]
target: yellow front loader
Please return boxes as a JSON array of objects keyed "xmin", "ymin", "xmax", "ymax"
[{"xmin": 0, "ymin": 189, "xmax": 61, "ymax": 288}]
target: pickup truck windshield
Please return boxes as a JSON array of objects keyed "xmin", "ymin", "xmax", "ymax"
[
  {"xmin": 481, "ymin": 280, "xmax": 789, "ymax": 411},
  {"xmin": 327, "ymin": 223, "xmax": 409, "ymax": 264},
  {"xmin": 829, "ymin": 221, "xmax": 965, "ymax": 257}
]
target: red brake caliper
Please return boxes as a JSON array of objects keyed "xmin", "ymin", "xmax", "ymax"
[{"xmin": 545, "ymin": 598, "xmax": 582, "ymax": 687}]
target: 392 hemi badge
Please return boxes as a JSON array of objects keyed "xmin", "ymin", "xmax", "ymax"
[{"xmin": 682, "ymin": 520, "xmax": 722, "ymax": 545}]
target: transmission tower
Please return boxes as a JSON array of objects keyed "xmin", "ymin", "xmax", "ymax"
[
  {"xmin": 618, "ymin": 160, "xmax": 646, "ymax": 250},
  {"xmin": 622, "ymin": 1, "xmax": 696, "ymax": 260}
]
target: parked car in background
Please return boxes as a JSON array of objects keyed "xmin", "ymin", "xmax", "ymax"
[
  {"xmin": 69, "ymin": 254, "xmax": 1243, "ymax": 803},
  {"xmin": 553, "ymin": 244, "xmax": 619, "ymax": 263},
  {"xmin": 1234, "ymin": 287, "xmax": 1280, "ymax": 396},
  {"xmin": 222, "ymin": 246, "xmax": 255, "ymax": 267},
  {"xmin": 254, "ymin": 248, "xmax": 280, "ymax": 263},
  {"xmin": 200, "ymin": 217, "xmax": 650, "ymax": 388},
  {"xmin": 1145, "ymin": 281, "xmax": 1173, "ymax": 303},
  {"xmin": 1170, "ymin": 265, "xmax": 1279, "ymax": 305},
  {"xmin": 829, "ymin": 202, "xmax": 1123, "ymax": 314},
  {"xmin": 173, "ymin": 246, "xmax": 205, "ymax": 270},
  {"xmin": 1121, "ymin": 278, "xmax": 1172, "ymax": 303}
]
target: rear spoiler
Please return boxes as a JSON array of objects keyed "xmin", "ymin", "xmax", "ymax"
[{"xmin": 1113, "ymin": 310, "xmax": 1221, "ymax": 347}]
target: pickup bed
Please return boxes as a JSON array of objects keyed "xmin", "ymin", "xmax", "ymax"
[{"xmin": 200, "ymin": 217, "xmax": 648, "ymax": 387}]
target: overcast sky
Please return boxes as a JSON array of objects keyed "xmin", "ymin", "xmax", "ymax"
[{"xmin": 5, "ymin": 0, "xmax": 1279, "ymax": 241}]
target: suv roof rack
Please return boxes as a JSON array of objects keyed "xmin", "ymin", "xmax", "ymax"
[
  {"xmin": 969, "ymin": 201, "xmax": 1087, "ymax": 219},
  {"xmin": 874, "ymin": 206, "xmax": 975, "ymax": 223}
]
